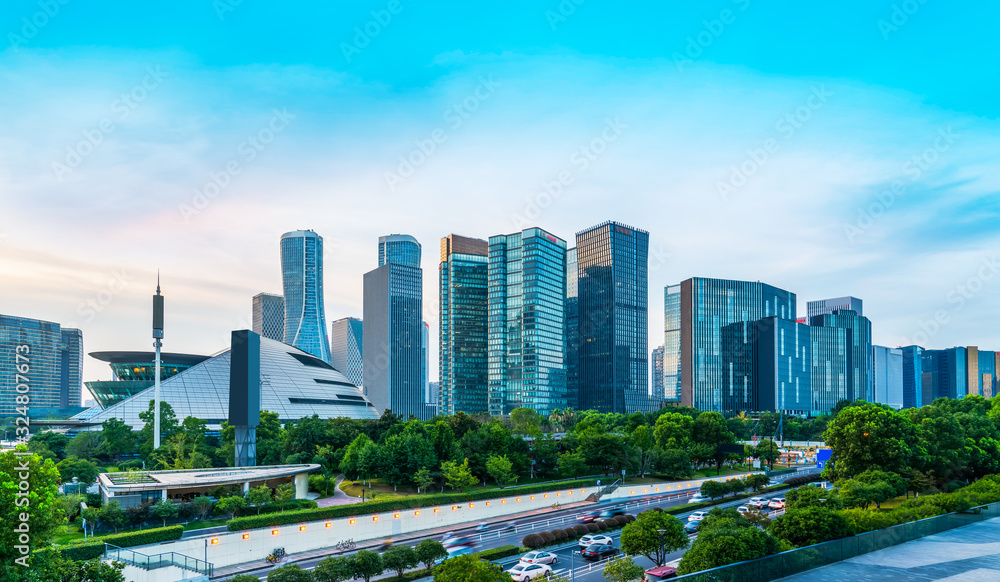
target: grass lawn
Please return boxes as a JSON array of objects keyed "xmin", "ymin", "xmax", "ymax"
[
  {"xmin": 50, "ymin": 527, "xmax": 86, "ymax": 546},
  {"xmin": 181, "ymin": 518, "xmax": 229, "ymax": 531},
  {"xmin": 874, "ymin": 495, "xmax": 910, "ymax": 510},
  {"xmin": 339, "ymin": 475, "xmax": 602, "ymax": 500}
]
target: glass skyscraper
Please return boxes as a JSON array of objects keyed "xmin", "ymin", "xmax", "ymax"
[
  {"xmin": 921, "ymin": 347, "xmax": 967, "ymax": 401},
  {"xmin": 675, "ymin": 277, "xmax": 797, "ymax": 414},
  {"xmin": 330, "ymin": 317, "xmax": 363, "ymax": 387},
  {"xmin": 874, "ymin": 345, "xmax": 904, "ymax": 409},
  {"xmin": 807, "ymin": 296, "xmax": 864, "ymax": 320},
  {"xmin": 280, "ymin": 230, "xmax": 331, "ymax": 363},
  {"xmin": 810, "ymin": 309, "xmax": 873, "ymax": 403},
  {"xmin": 576, "ymin": 221, "xmax": 650, "ymax": 414},
  {"xmin": 379, "ymin": 234, "xmax": 422, "ymax": 268},
  {"xmin": 901, "ymin": 345, "xmax": 925, "ymax": 408},
  {"xmin": 363, "ymin": 235, "xmax": 430, "ymax": 420},
  {"xmin": 1, "ymin": 315, "xmax": 82, "ymax": 416},
  {"xmin": 439, "ymin": 234, "xmax": 489, "ymax": 415},
  {"xmin": 664, "ymin": 285, "xmax": 682, "ymax": 402},
  {"xmin": 488, "ymin": 228, "xmax": 567, "ymax": 416},
  {"xmin": 566, "ymin": 247, "xmax": 579, "ymax": 409},
  {"xmin": 651, "ymin": 345, "xmax": 665, "ymax": 402},
  {"xmin": 252, "ymin": 292, "xmax": 285, "ymax": 342}
]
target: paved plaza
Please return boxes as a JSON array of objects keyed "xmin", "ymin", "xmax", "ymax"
[{"xmin": 779, "ymin": 517, "xmax": 1000, "ymax": 581}]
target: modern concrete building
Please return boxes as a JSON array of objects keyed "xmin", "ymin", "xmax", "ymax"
[
  {"xmin": 84, "ymin": 351, "xmax": 209, "ymax": 408},
  {"xmin": 0, "ymin": 315, "xmax": 82, "ymax": 416},
  {"xmin": 488, "ymin": 227, "xmax": 568, "ymax": 416},
  {"xmin": 576, "ymin": 221, "xmax": 650, "ymax": 414},
  {"xmin": 439, "ymin": 234, "xmax": 489, "ymax": 415},
  {"xmin": 252, "ymin": 292, "xmax": 285, "ymax": 342},
  {"xmin": 330, "ymin": 317, "xmax": 364, "ymax": 387},
  {"xmin": 281, "ymin": 230, "xmax": 331, "ymax": 363}
]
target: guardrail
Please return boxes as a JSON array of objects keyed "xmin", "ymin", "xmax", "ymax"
[{"xmin": 104, "ymin": 543, "xmax": 214, "ymax": 576}]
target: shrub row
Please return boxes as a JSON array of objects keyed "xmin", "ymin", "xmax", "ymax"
[
  {"xmin": 521, "ymin": 515, "xmax": 635, "ymax": 549},
  {"xmin": 784, "ymin": 474, "xmax": 823, "ymax": 487},
  {"xmin": 474, "ymin": 545, "xmax": 522, "ymax": 561},
  {"xmin": 57, "ymin": 525, "xmax": 184, "ymax": 562},
  {"xmin": 227, "ymin": 479, "xmax": 599, "ymax": 531}
]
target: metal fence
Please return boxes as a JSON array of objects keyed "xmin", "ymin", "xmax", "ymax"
[
  {"xmin": 104, "ymin": 543, "xmax": 214, "ymax": 576},
  {"xmin": 672, "ymin": 502, "xmax": 1000, "ymax": 581}
]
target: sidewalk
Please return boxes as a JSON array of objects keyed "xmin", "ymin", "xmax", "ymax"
[
  {"xmin": 210, "ymin": 499, "xmax": 595, "ymax": 579},
  {"xmin": 315, "ymin": 475, "xmax": 365, "ymax": 508}
]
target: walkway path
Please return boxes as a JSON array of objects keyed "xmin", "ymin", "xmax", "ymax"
[{"xmin": 316, "ymin": 475, "xmax": 364, "ymax": 508}]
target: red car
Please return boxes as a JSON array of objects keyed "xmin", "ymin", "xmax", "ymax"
[{"xmin": 578, "ymin": 511, "xmax": 600, "ymax": 523}]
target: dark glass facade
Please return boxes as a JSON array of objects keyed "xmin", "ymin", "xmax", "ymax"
[
  {"xmin": 488, "ymin": 228, "xmax": 567, "ymax": 416},
  {"xmin": 651, "ymin": 346, "xmax": 665, "ymax": 403},
  {"xmin": 0, "ymin": 315, "xmax": 82, "ymax": 416},
  {"xmin": 281, "ymin": 230, "xmax": 331, "ymax": 363},
  {"xmin": 379, "ymin": 234, "xmax": 421, "ymax": 268},
  {"xmin": 921, "ymin": 347, "xmax": 968, "ymax": 401},
  {"xmin": 439, "ymin": 235, "xmax": 489, "ymax": 415},
  {"xmin": 677, "ymin": 278, "xmax": 796, "ymax": 413},
  {"xmin": 576, "ymin": 222, "xmax": 650, "ymax": 414},
  {"xmin": 810, "ymin": 309, "xmax": 873, "ymax": 403},
  {"xmin": 901, "ymin": 345, "xmax": 925, "ymax": 408},
  {"xmin": 566, "ymin": 248, "xmax": 579, "ymax": 409}
]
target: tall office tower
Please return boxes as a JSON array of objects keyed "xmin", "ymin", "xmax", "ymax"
[
  {"xmin": 900, "ymin": 345, "xmax": 925, "ymax": 408},
  {"xmin": 1, "ymin": 315, "xmax": 83, "ymax": 416},
  {"xmin": 874, "ymin": 345, "xmax": 904, "ymax": 409},
  {"xmin": 664, "ymin": 285, "xmax": 682, "ymax": 402},
  {"xmin": 330, "ymin": 317, "xmax": 364, "ymax": 387},
  {"xmin": 673, "ymin": 278, "xmax": 796, "ymax": 413},
  {"xmin": 428, "ymin": 381, "xmax": 440, "ymax": 405},
  {"xmin": 488, "ymin": 228, "xmax": 568, "ymax": 416},
  {"xmin": 921, "ymin": 347, "xmax": 967, "ymax": 401},
  {"xmin": 651, "ymin": 346, "xmax": 665, "ymax": 403},
  {"xmin": 810, "ymin": 309, "xmax": 873, "ymax": 403},
  {"xmin": 280, "ymin": 230, "xmax": 332, "ymax": 363},
  {"xmin": 972, "ymin": 348, "xmax": 999, "ymax": 398},
  {"xmin": 364, "ymin": 244, "xmax": 429, "ymax": 420},
  {"xmin": 565, "ymin": 248, "xmax": 579, "ymax": 409},
  {"xmin": 422, "ymin": 321, "xmax": 429, "ymax": 404},
  {"xmin": 252, "ymin": 292, "xmax": 285, "ymax": 342},
  {"xmin": 807, "ymin": 296, "xmax": 863, "ymax": 320},
  {"xmin": 379, "ymin": 234, "xmax": 422, "ymax": 268},
  {"xmin": 439, "ymin": 234, "xmax": 489, "ymax": 415},
  {"xmin": 577, "ymin": 221, "xmax": 650, "ymax": 414}
]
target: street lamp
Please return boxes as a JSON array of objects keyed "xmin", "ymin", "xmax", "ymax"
[{"xmin": 656, "ymin": 529, "xmax": 669, "ymax": 567}]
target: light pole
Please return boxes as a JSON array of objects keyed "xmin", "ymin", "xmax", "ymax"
[{"xmin": 656, "ymin": 529, "xmax": 669, "ymax": 568}]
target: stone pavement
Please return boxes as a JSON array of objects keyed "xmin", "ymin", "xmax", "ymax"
[
  {"xmin": 777, "ymin": 517, "xmax": 1000, "ymax": 581},
  {"xmin": 315, "ymin": 475, "xmax": 365, "ymax": 508}
]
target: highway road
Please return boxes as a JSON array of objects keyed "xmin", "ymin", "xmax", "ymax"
[{"xmin": 219, "ymin": 467, "xmax": 820, "ymax": 580}]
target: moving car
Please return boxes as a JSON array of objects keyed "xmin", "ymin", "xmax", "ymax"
[
  {"xmin": 443, "ymin": 536, "xmax": 475, "ymax": 548},
  {"xmin": 643, "ymin": 565, "xmax": 678, "ymax": 582},
  {"xmin": 578, "ymin": 534, "xmax": 614, "ymax": 548},
  {"xmin": 578, "ymin": 511, "xmax": 600, "ymax": 523},
  {"xmin": 687, "ymin": 511, "xmax": 708, "ymax": 523},
  {"xmin": 768, "ymin": 498, "xmax": 786, "ymax": 510},
  {"xmin": 689, "ymin": 493, "xmax": 709, "ymax": 504},
  {"xmin": 683, "ymin": 520, "xmax": 700, "ymax": 534},
  {"xmin": 475, "ymin": 522, "xmax": 489, "ymax": 532},
  {"xmin": 599, "ymin": 508, "xmax": 626, "ymax": 520},
  {"xmin": 581, "ymin": 544, "xmax": 618, "ymax": 561},
  {"xmin": 519, "ymin": 551, "xmax": 558, "ymax": 565},
  {"xmin": 508, "ymin": 563, "xmax": 553, "ymax": 582},
  {"xmin": 736, "ymin": 505, "xmax": 751, "ymax": 516},
  {"xmin": 748, "ymin": 497, "xmax": 766, "ymax": 509}
]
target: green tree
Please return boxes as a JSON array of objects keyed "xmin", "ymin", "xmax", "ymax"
[
  {"xmin": 785, "ymin": 485, "xmax": 843, "ymax": 510},
  {"xmin": 29, "ymin": 431, "xmax": 70, "ymax": 461},
  {"xmin": 66, "ymin": 431, "xmax": 106, "ymax": 462},
  {"xmin": 314, "ymin": 556, "xmax": 354, "ymax": 582},
  {"xmin": 692, "ymin": 412, "xmax": 736, "ymax": 475},
  {"xmin": 267, "ymin": 563, "xmax": 315, "ymax": 582},
  {"xmin": 214, "ymin": 495, "xmax": 247, "ymax": 519},
  {"xmin": 677, "ymin": 519, "xmax": 782, "ymax": 575},
  {"xmin": 415, "ymin": 539, "xmax": 449, "ymax": 571},
  {"xmin": 620, "ymin": 509, "xmax": 689, "ymax": 567},
  {"xmin": 231, "ymin": 576, "xmax": 264, "ymax": 582},
  {"xmin": 101, "ymin": 417, "xmax": 138, "ymax": 463},
  {"xmin": 654, "ymin": 412, "xmax": 694, "ymax": 450},
  {"xmin": 442, "ymin": 459, "xmax": 478, "ymax": 491},
  {"xmin": 151, "ymin": 499, "xmax": 179, "ymax": 527},
  {"xmin": 138, "ymin": 399, "xmax": 181, "ymax": 460},
  {"xmin": 631, "ymin": 425, "xmax": 659, "ymax": 478},
  {"xmin": 433, "ymin": 553, "xmax": 506, "ymax": 582},
  {"xmin": 275, "ymin": 482, "xmax": 295, "ymax": 511},
  {"xmin": 754, "ymin": 439, "xmax": 780, "ymax": 470},
  {"xmin": 822, "ymin": 403, "xmax": 916, "ymax": 480},
  {"xmin": 658, "ymin": 449, "xmax": 692, "ymax": 479},
  {"xmin": 41, "ymin": 556, "xmax": 127, "ymax": 582},
  {"xmin": 414, "ymin": 467, "xmax": 435, "ymax": 494},
  {"xmin": 57, "ymin": 456, "xmax": 100, "ymax": 485},
  {"xmin": 557, "ymin": 451, "xmax": 587, "ymax": 478},
  {"xmin": 510, "ymin": 408, "xmax": 544, "ymax": 437},
  {"xmin": 700, "ymin": 480, "xmax": 726, "ymax": 500},
  {"xmin": 485, "ymin": 455, "xmax": 515, "ymax": 488},
  {"xmin": 603, "ymin": 556, "xmax": 646, "ymax": 582},
  {"xmin": 101, "ymin": 499, "xmax": 128, "ymax": 533},
  {"xmin": 59, "ymin": 493, "xmax": 85, "ymax": 532},
  {"xmin": 745, "ymin": 474, "xmax": 771, "ymax": 492},
  {"xmin": 769, "ymin": 507, "xmax": 854, "ymax": 547},
  {"xmin": 246, "ymin": 485, "xmax": 272, "ymax": 514},
  {"xmin": 192, "ymin": 495, "xmax": 214, "ymax": 520},
  {"xmin": 383, "ymin": 544, "xmax": 419, "ymax": 577},
  {"xmin": 351, "ymin": 550, "xmax": 385, "ymax": 582}
]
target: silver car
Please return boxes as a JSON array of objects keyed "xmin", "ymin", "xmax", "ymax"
[{"xmin": 520, "ymin": 551, "xmax": 558, "ymax": 565}]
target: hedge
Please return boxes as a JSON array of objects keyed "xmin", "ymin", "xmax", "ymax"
[
  {"xmin": 475, "ymin": 545, "xmax": 521, "ymax": 561},
  {"xmin": 227, "ymin": 478, "xmax": 599, "ymax": 531},
  {"xmin": 522, "ymin": 514, "xmax": 636, "ymax": 550},
  {"xmin": 57, "ymin": 526, "xmax": 184, "ymax": 561}
]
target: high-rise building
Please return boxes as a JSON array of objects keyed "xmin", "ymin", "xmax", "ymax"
[
  {"xmin": 379, "ymin": 234, "xmax": 422, "ymax": 268},
  {"xmin": 280, "ymin": 230, "xmax": 331, "ymax": 363},
  {"xmin": 900, "ymin": 345, "xmax": 925, "ymax": 408},
  {"xmin": 576, "ymin": 221, "xmax": 650, "ymax": 414},
  {"xmin": 330, "ymin": 317, "xmax": 363, "ymax": 387},
  {"xmin": 252, "ymin": 293, "xmax": 285, "ymax": 342},
  {"xmin": 565, "ymin": 247, "xmax": 579, "ymax": 409},
  {"xmin": 974, "ymin": 348, "xmax": 999, "ymax": 398},
  {"xmin": 921, "ymin": 347, "xmax": 967, "ymax": 401},
  {"xmin": 439, "ymin": 234, "xmax": 489, "ymax": 415},
  {"xmin": 422, "ymin": 321, "xmax": 429, "ymax": 404},
  {"xmin": 874, "ymin": 345, "xmax": 904, "ymax": 409},
  {"xmin": 488, "ymin": 227, "xmax": 568, "ymax": 416},
  {"xmin": 364, "ymin": 235, "xmax": 429, "ymax": 420},
  {"xmin": 664, "ymin": 285, "xmax": 682, "ymax": 402},
  {"xmin": 651, "ymin": 345, "xmax": 665, "ymax": 403},
  {"xmin": 807, "ymin": 296, "xmax": 863, "ymax": 320},
  {"xmin": 674, "ymin": 278, "xmax": 797, "ymax": 414},
  {"xmin": 1, "ymin": 315, "xmax": 82, "ymax": 416},
  {"xmin": 810, "ymin": 309, "xmax": 873, "ymax": 403}
]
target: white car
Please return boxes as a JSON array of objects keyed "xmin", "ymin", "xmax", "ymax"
[
  {"xmin": 520, "ymin": 551, "xmax": 558, "ymax": 565},
  {"xmin": 768, "ymin": 498, "xmax": 786, "ymax": 510},
  {"xmin": 578, "ymin": 534, "xmax": 614, "ymax": 548},
  {"xmin": 689, "ymin": 493, "xmax": 709, "ymax": 504},
  {"xmin": 736, "ymin": 505, "xmax": 751, "ymax": 516},
  {"xmin": 688, "ymin": 511, "xmax": 708, "ymax": 523},
  {"xmin": 509, "ymin": 563, "xmax": 553, "ymax": 582},
  {"xmin": 748, "ymin": 497, "xmax": 766, "ymax": 509}
]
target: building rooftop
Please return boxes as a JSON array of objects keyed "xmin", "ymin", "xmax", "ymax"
[{"xmin": 99, "ymin": 464, "xmax": 321, "ymax": 491}]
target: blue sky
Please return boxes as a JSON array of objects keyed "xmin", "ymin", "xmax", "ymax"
[{"xmin": 2, "ymin": 0, "xmax": 999, "ymax": 387}]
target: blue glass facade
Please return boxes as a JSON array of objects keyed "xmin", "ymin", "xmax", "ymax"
[
  {"xmin": 651, "ymin": 345, "xmax": 665, "ymax": 402},
  {"xmin": 664, "ymin": 285, "xmax": 682, "ymax": 402},
  {"xmin": 977, "ymin": 348, "xmax": 998, "ymax": 398},
  {"xmin": 576, "ymin": 221, "xmax": 650, "ymax": 414},
  {"xmin": 921, "ymin": 347, "xmax": 967, "ymax": 401},
  {"xmin": 1, "ymin": 315, "xmax": 82, "ymax": 417},
  {"xmin": 677, "ymin": 278, "xmax": 796, "ymax": 413},
  {"xmin": 566, "ymin": 248, "xmax": 579, "ymax": 409},
  {"xmin": 330, "ymin": 317, "xmax": 364, "ymax": 387},
  {"xmin": 379, "ymin": 234, "xmax": 422, "ymax": 268},
  {"xmin": 280, "ymin": 230, "xmax": 332, "ymax": 363},
  {"xmin": 874, "ymin": 345, "xmax": 904, "ymax": 409},
  {"xmin": 252, "ymin": 292, "xmax": 285, "ymax": 342},
  {"xmin": 488, "ymin": 228, "xmax": 567, "ymax": 416},
  {"xmin": 900, "ymin": 345, "xmax": 925, "ymax": 408},
  {"xmin": 439, "ymin": 235, "xmax": 489, "ymax": 415},
  {"xmin": 810, "ymin": 310, "xmax": 873, "ymax": 403}
]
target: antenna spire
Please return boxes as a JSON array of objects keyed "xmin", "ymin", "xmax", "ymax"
[{"xmin": 156, "ymin": 270, "xmax": 161, "ymax": 295}]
